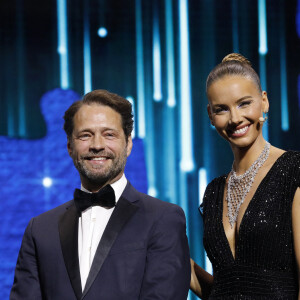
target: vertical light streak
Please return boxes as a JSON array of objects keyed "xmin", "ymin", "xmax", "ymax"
[
  {"xmin": 7, "ymin": 104, "xmax": 15, "ymax": 137},
  {"xmin": 297, "ymin": 0, "xmax": 300, "ymax": 109},
  {"xmin": 279, "ymin": 3, "xmax": 289, "ymax": 131},
  {"xmin": 135, "ymin": 0, "xmax": 146, "ymax": 138},
  {"xmin": 258, "ymin": 0, "xmax": 268, "ymax": 140},
  {"xmin": 198, "ymin": 168, "xmax": 207, "ymax": 205},
  {"xmin": 258, "ymin": 0, "xmax": 268, "ymax": 55},
  {"xmin": 136, "ymin": 0, "xmax": 156, "ymax": 197},
  {"xmin": 83, "ymin": 1, "xmax": 92, "ymax": 94},
  {"xmin": 162, "ymin": 0, "xmax": 177, "ymax": 206},
  {"xmin": 165, "ymin": 0, "xmax": 176, "ymax": 107},
  {"xmin": 153, "ymin": 11, "xmax": 162, "ymax": 101},
  {"xmin": 57, "ymin": 0, "xmax": 69, "ymax": 89},
  {"xmin": 232, "ymin": 0, "xmax": 239, "ymax": 53},
  {"xmin": 198, "ymin": 167, "xmax": 212, "ymax": 274},
  {"xmin": 17, "ymin": 0, "xmax": 26, "ymax": 136},
  {"xmin": 179, "ymin": 0, "xmax": 194, "ymax": 172}
]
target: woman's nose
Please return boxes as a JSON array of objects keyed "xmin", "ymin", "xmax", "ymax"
[{"xmin": 229, "ymin": 109, "xmax": 242, "ymax": 125}]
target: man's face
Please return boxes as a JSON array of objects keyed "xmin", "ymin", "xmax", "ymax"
[{"xmin": 67, "ymin": 103, "xmax": 132, "ymax": 192}]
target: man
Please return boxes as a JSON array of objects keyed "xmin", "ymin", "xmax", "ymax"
[{"xmin": 10, "ymin": 89, "xmax": 191, "ymax": 299}]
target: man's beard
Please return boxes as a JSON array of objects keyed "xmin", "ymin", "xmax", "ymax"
[{"xmin": 73, "ymin": 148, "xmax": 127, "ymax": 186}]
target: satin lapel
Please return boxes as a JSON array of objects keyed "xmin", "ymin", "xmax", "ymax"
[
  {"xmin": 82, "ymin": 196, "xmax": 139, "ymax": 298},
  {"xmin": 58, "ymin": 203, "xmax": 82, "ymax": 300}
]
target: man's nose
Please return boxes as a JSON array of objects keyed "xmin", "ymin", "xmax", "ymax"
[{"xmin": 90, "ymin": 135, "xmax": 105, "ymax": 151}]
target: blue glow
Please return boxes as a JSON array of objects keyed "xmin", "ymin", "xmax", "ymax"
[
  {"xmin": 179, "ymin": 0, "xmax": 194, "ymax": 172},
  {"xmin": 126, "ymin": 96, "xmax": 136, "ymax": 138},
  {"xmin": 135, "ymin": 0, "xmax": 146, "ymax": 138},
  {"xmin": 153, "ymin": 14, "xmax": 162, "ymax": 102},
  {"xmin": 165, "ymin": 0, "xmax": 176, "ymax": 107},
  {"xmin": 84, "ymin": 18, "xmax": 92, "ymax": 94},
  {"xmin": 43, "ymin": 177, "xmax": 53, "ymax": 188},
  {"xmin": 97, "ymin": 27, "xmax": 108, "ymax": 38},
  {"xmin": 56, "ymin": 0, "xmax": 69, "ymax": 89},
  {"xmin": 258, "ymin": 0, "xmax": 268, "ymax": 55},
  {"xmin": 279, "ymin": 11, "xmax": 289, "ymax": 131}
]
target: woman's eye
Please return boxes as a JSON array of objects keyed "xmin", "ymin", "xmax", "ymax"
[
  {"xmin": 239, "ymin": 101, "xmax": 251, "ymax": 108},
  {"xmin": 214, "ymin": 107, "xmax": 227, "ymax": 114}
]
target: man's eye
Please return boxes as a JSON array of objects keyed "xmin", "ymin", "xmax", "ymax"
[
  {"xmin": 78, "ymin": 134, "xmax": 90, "ymax": 140},
  {"xmin": 105, "ymin": 132, "xmax": 115, "ymax": 138}
]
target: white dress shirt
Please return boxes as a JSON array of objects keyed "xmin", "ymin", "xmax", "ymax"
[{"xmin": 78, "ymin": 174, "xmax": 127, "ymax": 291}]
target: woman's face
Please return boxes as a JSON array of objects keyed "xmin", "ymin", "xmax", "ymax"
[{"xmin": 207, "ymin": 75, "xmax": 269, "ymax": 149}]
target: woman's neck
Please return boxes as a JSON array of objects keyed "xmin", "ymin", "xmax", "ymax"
[{"xmin": 231, "ymin": 136, "xmax": 267, "ymax": 175}]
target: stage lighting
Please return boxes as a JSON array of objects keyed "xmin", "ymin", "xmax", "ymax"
[
  {"xmin": 98, "ymin": 27, "xmax": 108, "ymax": 38},
  {"xmin": 43, "ymin": 177, "xmax": 53, "ymax": 188}
]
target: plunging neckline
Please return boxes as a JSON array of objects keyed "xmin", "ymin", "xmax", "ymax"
[{"xmin": 220, "ymin": 151, "xmax": 287, "ymax": 262}]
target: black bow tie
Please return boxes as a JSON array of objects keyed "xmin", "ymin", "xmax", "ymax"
[{"xmin": 74, "ymin": 185, "xmax": 116, "ymax": 214}]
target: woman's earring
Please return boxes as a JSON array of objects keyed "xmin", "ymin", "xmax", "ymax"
[{"xmin": 259, "ymin": 111, "xmax": 268, "ymax": 123}]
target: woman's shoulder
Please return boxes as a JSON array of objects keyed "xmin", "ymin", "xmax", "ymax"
[
  {"xmin": 206, "ymin": 174, "xmax": 227, "ymax": 190},
  {"xmin": 199, "ymin": 174, "xmax": 227, "ymax": 215},
  {"xmin": 268, "ymin": 146, "xmax": 300, "ymax": 168}
]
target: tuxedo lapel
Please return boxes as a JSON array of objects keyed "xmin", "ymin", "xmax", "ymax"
[
  {"xmin": 82, "ymin": 196, "xmax": 139, "ymax": 298},
  {"xmin": 59, "ymin": 203, "xmax": 82, "ymax": 300}
]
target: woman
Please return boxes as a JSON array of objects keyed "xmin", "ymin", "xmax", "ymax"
[{"xmin": 190, "ymin": 53, "xmax": 300, "ymax": 299}]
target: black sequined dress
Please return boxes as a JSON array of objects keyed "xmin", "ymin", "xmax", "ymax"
[{"xmin": 201, "ymin": 151, "xmax": 300, "ymax": 299}]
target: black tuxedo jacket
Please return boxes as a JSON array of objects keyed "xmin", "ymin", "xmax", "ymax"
[{"xmin": 10, "ymin": 182, "xmax": 191, "ymax": 299}]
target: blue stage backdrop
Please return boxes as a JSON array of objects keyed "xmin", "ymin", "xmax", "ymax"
[{"xmin": 1, "ymin": 1, "xmax": 300, "ymax": 299}]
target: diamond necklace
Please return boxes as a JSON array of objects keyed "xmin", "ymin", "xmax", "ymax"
[{"xmin": 226, "ymin": 142, "xmax": 270, "ymax": 228}]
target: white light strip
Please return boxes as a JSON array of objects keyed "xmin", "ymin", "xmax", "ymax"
[
  {"xmin": 165, "ymin": 0, "xmax": 176, "ymax": 107},
  {"xmin": 153, "ymin": 14, "xmax": 162, "ymax": 101},
  {"xmin": 258, "ymin": 0, "xmax": 268, "ymax": 55},
  {"xmin": 83, "ymin": 15, "xmax": 92, "ymax": 94},
  {"xmin": 57, "ymin": 0, "xmax": 69, "ymax": 89},
  {"xmin": 179, "ymin": 0, "xmax": 194, "ymax": 172},
  {"xmin": 198, "ymin": 168, "xmax": 207, "ymax": 205},
  {"xmin": 135, "ymin": 0, "xmax": 146, "ymax": 138},
  {"xmin": 198, "ymin": 168, "xmax": 213, "ymax": 274},
  {"xmin": 279, "ymin": 11, "xmax": 289, "ymax": 131}
]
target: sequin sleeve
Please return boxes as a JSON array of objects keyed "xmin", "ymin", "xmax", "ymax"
[
  {"xmin": 292, "ymin": 151, "xmax": 300, "ymax": 188},
  {"xmin": 199, "ymin": 175, "xmax": 226, "ymax": 220}
]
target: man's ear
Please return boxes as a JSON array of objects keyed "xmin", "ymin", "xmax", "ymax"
[
  {"xmin": 67, "ymin": 138, "xmax": 73, "ymax": 156},
  {"xmin": 126, "ymin": 135, "xmax": 133, "ymax": 157},
  {"xmin": 207, "ymin": 104, "xmax": 214, "ymax": 126}
]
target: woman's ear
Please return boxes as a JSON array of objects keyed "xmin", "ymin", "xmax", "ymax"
[
  {"xmin": 261, "ymin": 91, "xmax": 269, "ymax": 113},
  {"xmin": 207, "ymin": 104, "xmax": 214, "ymax": 126}
]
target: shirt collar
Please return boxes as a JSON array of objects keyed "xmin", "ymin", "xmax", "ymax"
[{"xmin": 81, "ymin": 174, "xmax": 127, "ymax": 204}]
